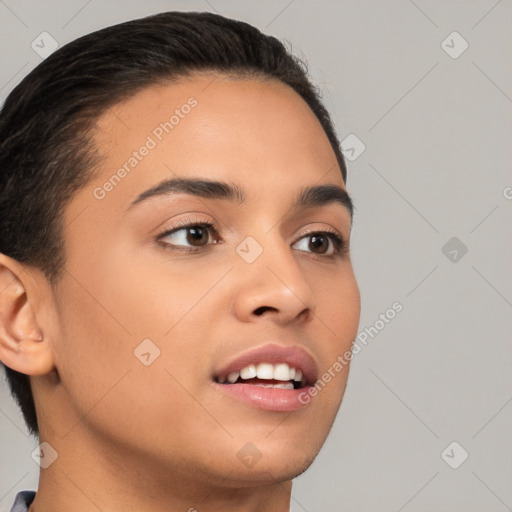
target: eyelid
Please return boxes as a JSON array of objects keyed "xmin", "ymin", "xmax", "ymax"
[{"xmin": 156, "ymin": 214, "xmax": 219, "ymax": 236}]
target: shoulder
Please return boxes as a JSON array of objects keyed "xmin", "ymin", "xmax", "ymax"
[{"xmin": 8, "ymin": 490, "xmax": 36, "ymax": 512}]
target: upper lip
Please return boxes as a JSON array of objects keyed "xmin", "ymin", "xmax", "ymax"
[{"xmin": 213, "ymin": 343, "xmax": 318, "ymax": 385}]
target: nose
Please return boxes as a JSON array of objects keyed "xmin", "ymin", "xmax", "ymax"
[{"xmin": 231, "ymin": 235, "xmax": 316, "ymax": 326}]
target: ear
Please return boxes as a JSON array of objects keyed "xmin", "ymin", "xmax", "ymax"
[{"xmin": 0, "ymin": 253, "xmax": 55, "ymax": 376}]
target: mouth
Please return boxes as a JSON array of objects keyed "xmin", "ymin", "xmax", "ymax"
[
  {"xmin": 214, "ymin": 362, "xmax": 307, "ymax": 390},
  {"xmin": 212, "ymin": 344, "xmax": 318, "ymax": 412}
]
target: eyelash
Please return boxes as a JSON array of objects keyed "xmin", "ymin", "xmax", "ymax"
[{"xmin": 156, "ymin": 219, "xmax": 348, "ymax": 259}]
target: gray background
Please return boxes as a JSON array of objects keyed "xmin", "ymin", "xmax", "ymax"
[{"xmin": 1, "ymin": 1, "xmax": 511, "ymax": 511}]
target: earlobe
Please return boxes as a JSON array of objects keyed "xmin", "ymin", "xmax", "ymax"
[{"xmin": 0, "ymin": 254, "xmax": 55, "ymax": 376}]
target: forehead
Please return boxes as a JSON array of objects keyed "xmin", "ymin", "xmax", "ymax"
[
  {"xmin": 92, "ymin": 72, "xmax": 339, "ymax": 174},
  {"xmin": 67, "ymin": 74, "xmax": 346, "ymax": 225}
]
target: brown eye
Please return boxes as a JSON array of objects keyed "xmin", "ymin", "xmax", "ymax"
[
  {"xmin": 308, "ymin": 234, "xmax": 330, "ymax": 254},
  {"xmin": 292, "ymin": 231, "xmax": 345, "ymax": 257},
  {"xmin": 185, "ymin": 226, "xmax": 210, "ymax": 246},
  {"xmin": 158, "ymin": 222, "xmax": 218, "ymax": 250}
]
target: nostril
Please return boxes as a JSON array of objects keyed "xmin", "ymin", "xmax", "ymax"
[{"xmin": 253, "ymin": 306, "xmax": 276, "ymax": 316}]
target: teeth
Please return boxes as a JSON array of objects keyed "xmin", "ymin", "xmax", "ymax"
[
  {"xmin": 256, "ymin": 363, "xmax": 274, "ymax": 379},
  {"xmin": 254, "ymin": 382, "xmax": 294, "ymax": 390},
  {"xmin": 227, "ymin": 371, "xmax": 240, "ymax": 383},
  {"xmin": 273, "ymin": 363, "xmax": 291, "ymax": 381},
  {"xmin": 273, "ymin": 382, "xmax": 295, "ymax": 390},
  {"xmin": 240, "ymin": 364, "xmax": 257, "ymax": 379},
  {"xmin": 219, "ymin": 363, "xmax": 304, "ymax": 384}
]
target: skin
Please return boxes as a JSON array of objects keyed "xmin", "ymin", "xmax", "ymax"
[{"xmin": 0, "ymin": 73, "xmax": 360, "ymax": 512}]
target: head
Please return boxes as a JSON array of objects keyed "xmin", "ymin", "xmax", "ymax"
[{"xmin": 0, "ymin": 11, "xmax": 359, "ymax": 487}]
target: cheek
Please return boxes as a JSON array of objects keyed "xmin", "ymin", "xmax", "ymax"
[
  {"xmin": 54, "ymin": 245, "xmax": 219, "ymax": 392},
  {"xmin": 107, "ymin": 259, "xmax": 227, "ymax": 354},
  {"xmin": 314, "ymin": 267, "xmax": 361, "ymax": 349},
  {"xmin": 52, "ymin": 276, "xmax": 133, "ymax": 409},
  {"xmin": 313, "ymin": 269, "xmax": 360, "ymax": 400},
  {"xmin": 51, "ymin": 270, "xmax": 214, "ymax": 446}
]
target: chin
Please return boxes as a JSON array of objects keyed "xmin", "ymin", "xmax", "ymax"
[{"xmin": 215, "ymin": 434, "xmax": 324, "ymax": 488}]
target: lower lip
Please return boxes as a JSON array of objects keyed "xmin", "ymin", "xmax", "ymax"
[{"xmin": 214, "ymin": 382, "xmax": 312, "ymax": 411}]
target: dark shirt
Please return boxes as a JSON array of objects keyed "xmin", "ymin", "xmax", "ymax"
[{"xmin": 8, "ymin": 491, "xmax": 36, "ymax": 512}]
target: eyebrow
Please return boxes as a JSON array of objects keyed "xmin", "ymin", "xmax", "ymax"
[{"xmin": 126, "ymin": 177, "xmax": 354, "ymax": 220}]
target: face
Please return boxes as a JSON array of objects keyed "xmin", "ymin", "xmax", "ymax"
[{"xmin": 43, "ymin": 73, "xmax": 360, "ymax": 487}]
